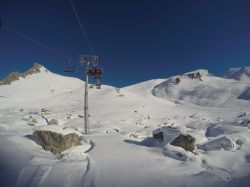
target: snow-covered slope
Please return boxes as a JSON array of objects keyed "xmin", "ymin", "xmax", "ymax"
[
  {"xmin": 238, "ymin": 87, "xmax": 250, "ymax": 100},
  {"xmin": 152, "ymin": 69, "xmax": 250, "ymax": 106},
  {"xmin": 224, "ymin": 67, "xmax": 250, "ymax": 81},
  {"xmin": 1, "ymin": 64, "xmax": 250, "ymax": 187},
  {"xmin": 0, "ymin": 64, "xmax": 84, "ymax": 102},
  {"xmin": 123, "ymin": 79, "xmax": 166, "ymax": 96}
]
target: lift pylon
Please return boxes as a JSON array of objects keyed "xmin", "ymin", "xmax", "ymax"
[{"xmin": 64, "ymin": 55, "xmax": 103, "ymax": 134}]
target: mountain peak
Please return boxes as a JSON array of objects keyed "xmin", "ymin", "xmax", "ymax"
[
  {"xmin": 0, "ymin": 63, "xmax": 48, "ymax": 85},
  {"xmin": 25, "ymin": 63, "xmax": 48, "ymax": 75},
  {"xmin": 183, "ymin": 69, "xmax": 211, "ymax": 76}
]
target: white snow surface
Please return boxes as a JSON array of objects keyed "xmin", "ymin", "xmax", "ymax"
[
  {"xmin": 224, "ymin": 67, "xmax": 250, "ymax": 81},
  {"xmin": 0, "ymin": 65, "xmax": 250, "ymax": 187},
  {"xmin": 152, "ymin": 69, "xmax": 250, "ymax": 106},
  {"xmin": 34, "ymin": 125, "xmax": 83, "ymax": 136}
]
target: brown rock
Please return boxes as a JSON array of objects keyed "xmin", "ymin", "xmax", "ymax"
[
  {"xmin": 171, "ymin": 134, "xmax": 195, "ymax": 152},
  {"xmin": 33, "ymin": 130, "xmax": 83, "ymax": 154}
]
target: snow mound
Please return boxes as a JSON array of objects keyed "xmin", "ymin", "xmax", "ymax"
[
  {"xmin": 152, "ymin": 126, "xmax": 181, "ymax": 144},
  {"xmin": 198, "ymin": 136, "xmax": 235, "ymax": 151},
  {"xmin": 224, "ymin": 67, "xmax": 250, "ymax": 81}
]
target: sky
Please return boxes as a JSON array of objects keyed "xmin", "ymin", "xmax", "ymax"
[{"xmin": 0, "ymin": 0, "xmax": 250, "ymax": 87}]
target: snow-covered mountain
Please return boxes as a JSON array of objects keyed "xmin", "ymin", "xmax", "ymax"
[
  {"xmin": 152, "ymin": 69, "xmax": 250, "ymax": 106},
  {"xmin": 0, "ymin": 64, "xmax": 250, "ymax": 187},
  {"xmin": 224, "ymin": 67, "xmax": 250, "ymax": 81},
  {"xmin": 0, "ymin": 63, "xmax": 84, "ymax": 102}
]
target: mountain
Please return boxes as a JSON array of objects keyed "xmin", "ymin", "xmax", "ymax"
[
  {"xmin": 0, "ymin": 63, "xmax": 83, "ymax": 102},
  {"xmin": 224, "ymin": 67, "xmax": 250, "ymax": 81},
  {"xmin": 152, "ymin": 69, "xmax": 250, "ymax": 106},
  {"xmin": 0, "ymin": 64, "xmax": 250, "ymax": 187}
]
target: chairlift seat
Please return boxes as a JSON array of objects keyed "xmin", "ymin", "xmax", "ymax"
[{"xmin": 64, "ymin": 65, "xmax": 76, "ymax": 73}]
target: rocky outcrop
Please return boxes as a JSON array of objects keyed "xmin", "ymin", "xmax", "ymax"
[
  {"xmin": 0, "ymin": 63, "xmax": 47, "ymax": 85},
  {"xmin": 170, "ymin": 134, "xmax": 195, "ymax": 152},
  {"xmin": 33, "ymin": 126, "xmax": 83, "ymax": 154},
  {"xmin": 0, "ymin": 71, "xmax": 24, "ymax": 85}
]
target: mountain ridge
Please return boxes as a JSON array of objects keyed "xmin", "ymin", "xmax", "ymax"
[{"xmin": 0, "ymin": 63, "xmax": 47, "ymax": 85}]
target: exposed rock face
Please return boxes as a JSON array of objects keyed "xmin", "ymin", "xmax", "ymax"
[
  {"xmin": 33, "ymin": 130, "xmax": 83, "ymax": 154},
  {"xmin": 25, "ymin": 63, "xmax": 46, "ymax": 75},
  {"xmin": 0, "ymin": 63, "xmax": 47, "ymax": 85},
  {"xmin": 0, "ymin": 72, "xmax": 24, "ymax": 85},
  {"xmin": 170, "ymin": 134, "xmax": 195, "ymax": 152}
]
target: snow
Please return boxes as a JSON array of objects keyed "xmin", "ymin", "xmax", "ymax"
[
  {"xmin": 1, "ymin": 64, "xmax": 250, "ymax": 187},
  {"xmin": 238, "ymin": 87, "xmax": 250, "ymax": 100},
  {"xmin": 152, "ymin": 69, "xmax": 250, "ymax": 106},
  {"xmin": 34, "ymin": 125, "xmax": 83, "ymax": 136},
  {"xmin": 224, "ymin": 67, "xmax": 250, "ymax": 81}
]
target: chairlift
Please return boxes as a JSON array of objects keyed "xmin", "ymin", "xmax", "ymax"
[
  {"xmin": 96, "ymin": 79, "xmax": 101, "ymax": 89},
  {"xmin": 96, "ymin": 84, "xmax": 101, "ymax": 89},
  {"xmin": 87, "ymin": 66, "xmax": 103, "ymax": 78},
  {"xmin": 64, "ymin": 61, "xmax": 76, "ymax": 73}
]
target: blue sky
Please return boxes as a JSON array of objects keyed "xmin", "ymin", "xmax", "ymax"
[{"xmin": 0, "ymin": 0, "xmax": 250, "ymax": 87}]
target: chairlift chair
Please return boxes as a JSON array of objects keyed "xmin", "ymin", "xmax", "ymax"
[
  {"xmin": 87, "ymin": 66, "xmax": 103, "ymax": 78},
  {"xmin": 64, "ymin": 62, "xmax": 76, "ymax": 73},
  {"xmin": 96, "ymin": 79, "xmax": 101, "ymax": 89}
]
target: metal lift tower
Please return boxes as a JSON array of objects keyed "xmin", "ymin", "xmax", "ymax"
[{"xmin": 64, "ymin": 55, "xmax": 103, "ymax": 134}]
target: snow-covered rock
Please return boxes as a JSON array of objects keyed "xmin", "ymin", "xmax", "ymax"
[
  {"xmin": 33, "ymin": 125, "xmax": 85, "ymax": 154},
  {"xmin": 152, "ymin": 126, "xmax": 180, "ymax": 143}
]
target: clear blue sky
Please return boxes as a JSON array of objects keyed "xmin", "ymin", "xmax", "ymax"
[{"xmin": 0, "ymin": 0, "xmax": 250, "ymax": 87}]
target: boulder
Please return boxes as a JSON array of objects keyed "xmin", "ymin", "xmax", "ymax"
[
  {"xmin": 31, "ymin": 119, "xmax": 38, "ymax": 123},
  {"xmin": 170, "ymin": 134, "xmax": 195, "ymax": 152},
  {"xmin": 33, "ymin": 125, "xmax": 84, "ymax": 154}
]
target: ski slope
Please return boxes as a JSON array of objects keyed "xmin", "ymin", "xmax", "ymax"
[{"xmin": 0, "ymin": 64, "xmax": 250, "ymax": 187}]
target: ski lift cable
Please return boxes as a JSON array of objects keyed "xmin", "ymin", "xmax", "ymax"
[
  {"xmin": 69, "ymin": 0, "xmax": 94, "ymax": 54},
  {"xmin": 2, "ymin": 25, "xmax": 70, "ymax": 59}
]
